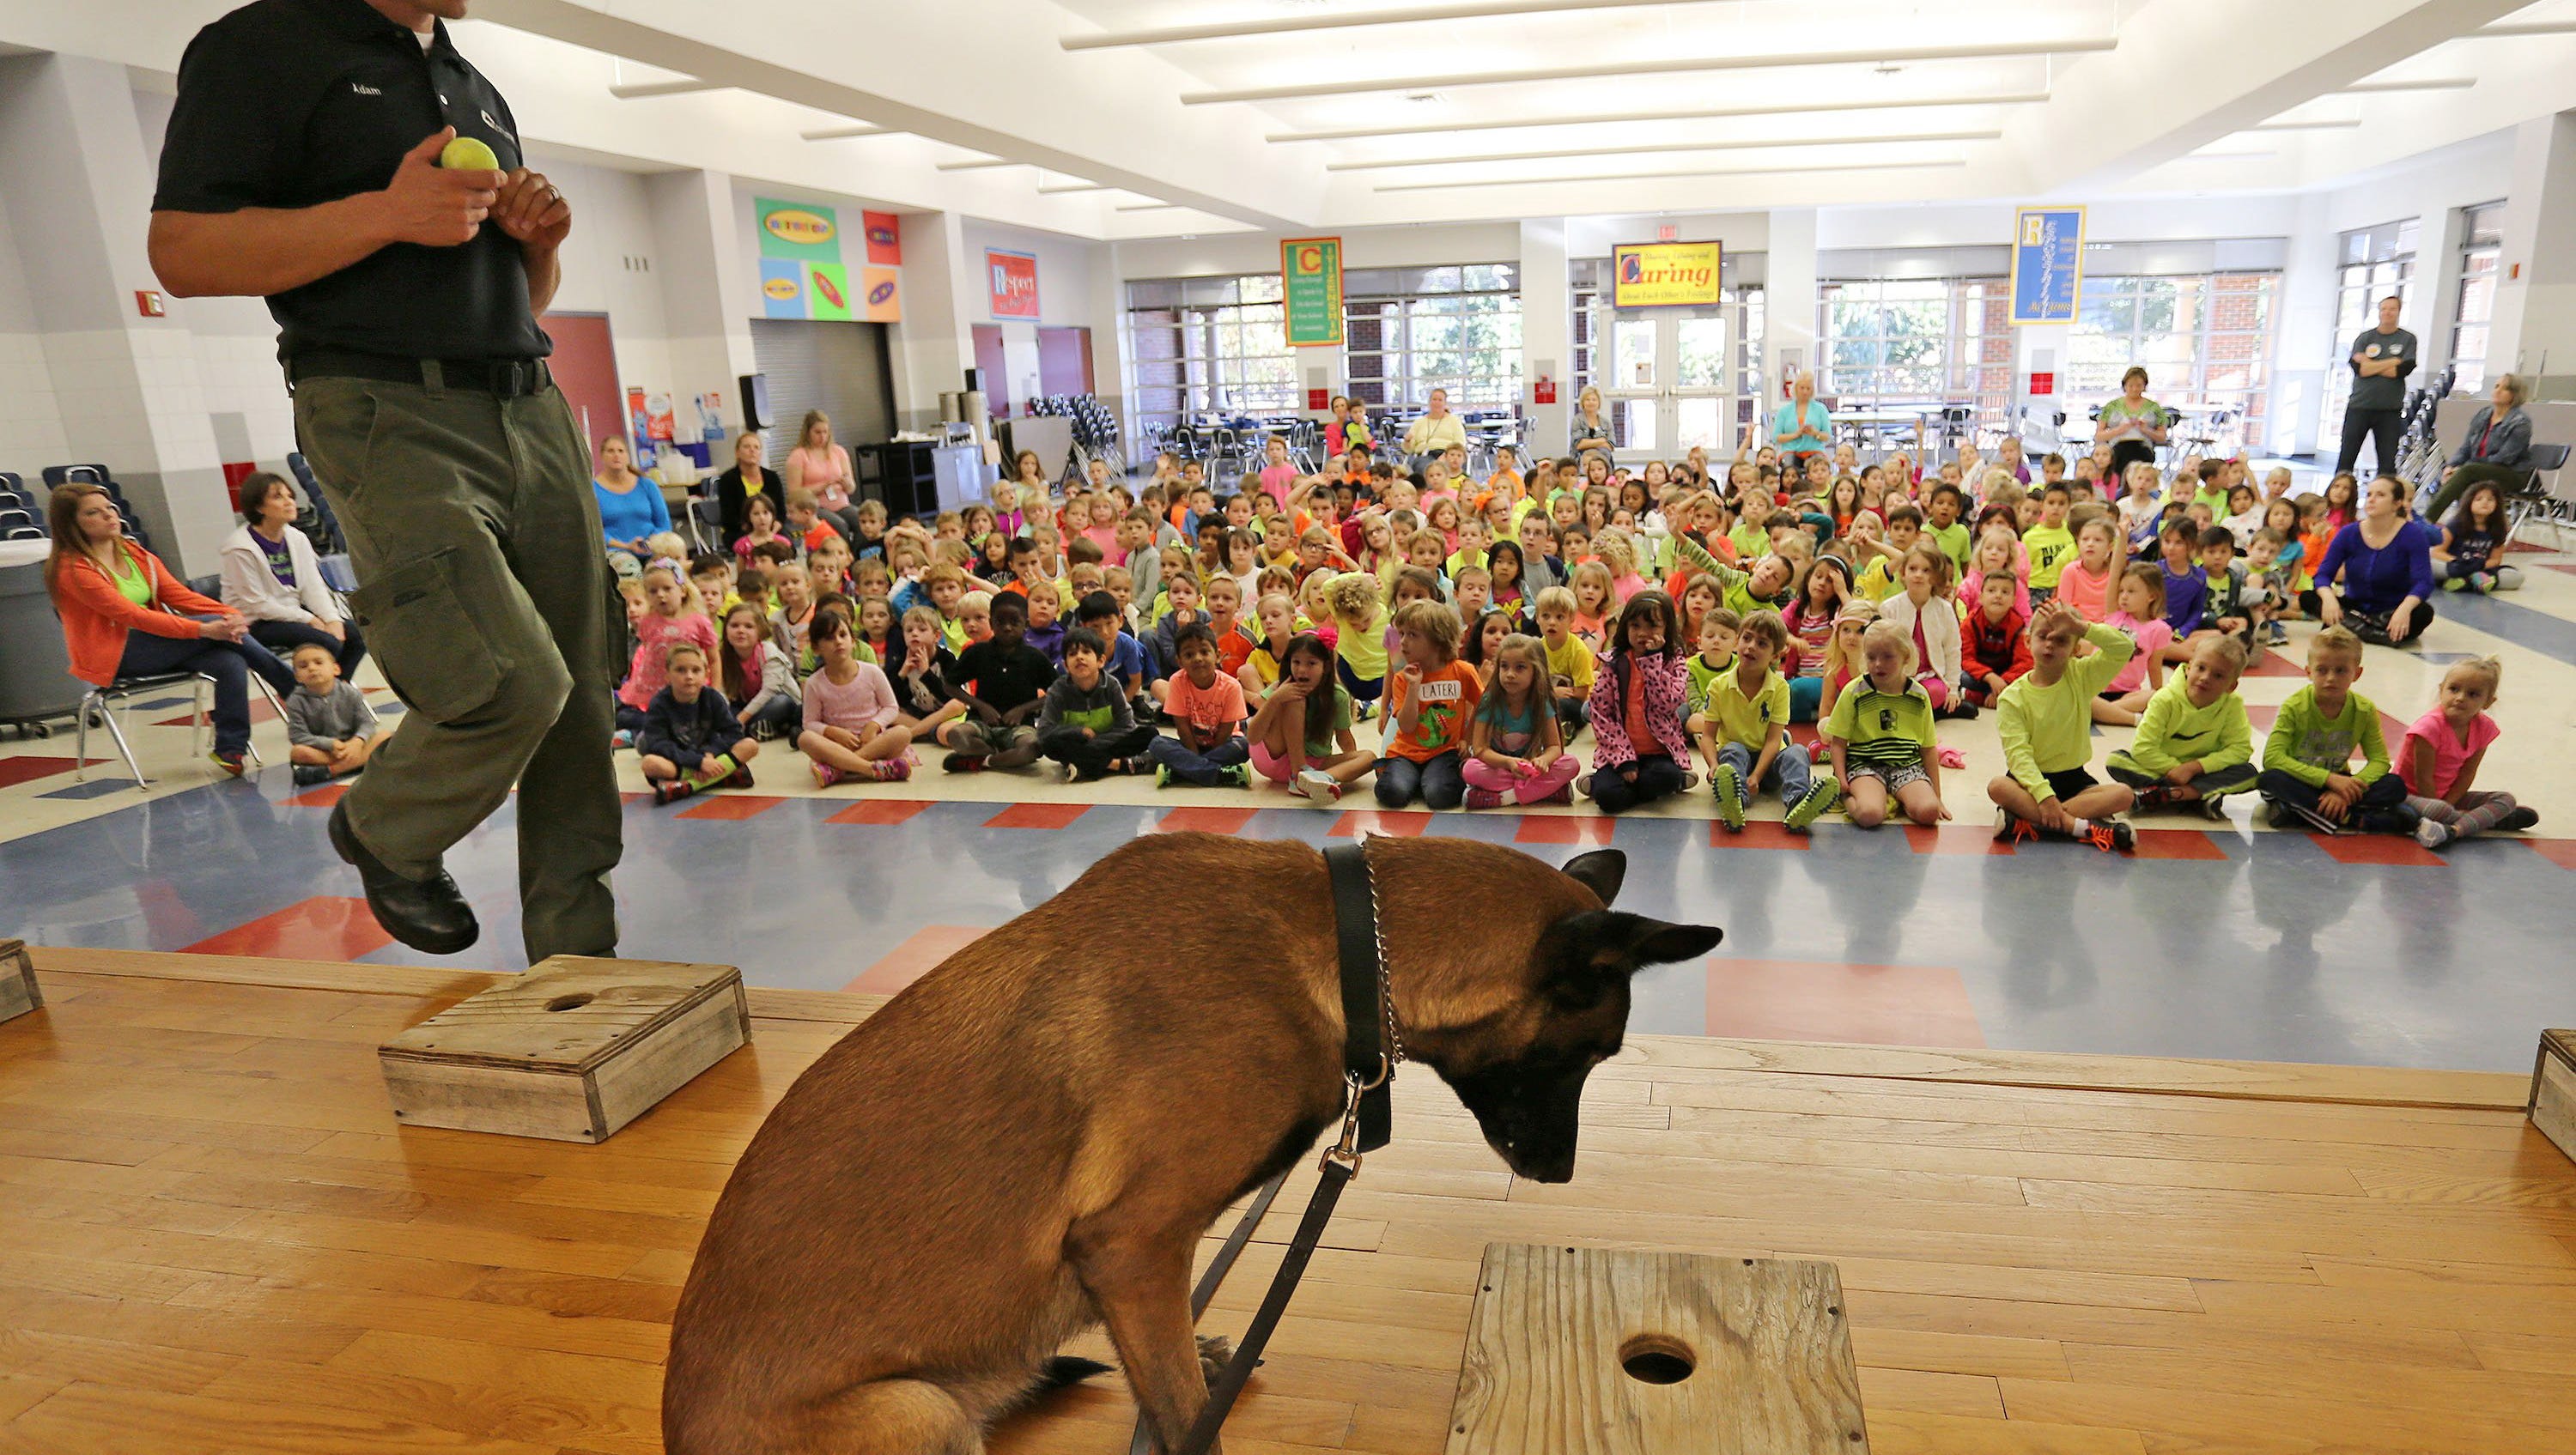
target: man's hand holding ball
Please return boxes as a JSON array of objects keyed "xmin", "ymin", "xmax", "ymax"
[{"xmin": 371, "ymin": 128, "xmax": 567, "ymax": 255}]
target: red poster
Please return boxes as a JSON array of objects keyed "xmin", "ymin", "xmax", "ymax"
[
  {"xmin": 1307, "ymin": 388, "xmax": 1329, "ymax": 410},
  {"xmin": 863, "ymin": 210, "xmax": 901, "ymax": 266},
  {"xmin": 2030, "ymin": 372, "xmax": 2056, "ymax": 397},
  {"xmin": 986, "ymin": 249, "xmax": 1040, "ymax": 320}
]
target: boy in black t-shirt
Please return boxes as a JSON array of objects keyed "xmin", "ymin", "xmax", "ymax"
[{"xmin": 945, "ymin": 592, "xmax": 1054, "ymax": 772}]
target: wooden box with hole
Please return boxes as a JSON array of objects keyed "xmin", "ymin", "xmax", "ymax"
[
  {"xmin": 378, "ymin": 956, "xmax": 750, "ymax": 1143},
  {"xmin": 0, "ymin": 939, "xmax": 40, "ymax": 1027},
  {"xmin": 1446, "ymin": 1243, "xmax": 1868, "ymax": 1454},
  {"xmin": 2533, "ymin": 1029, "xmax": 2576, "ymax": 1165}
]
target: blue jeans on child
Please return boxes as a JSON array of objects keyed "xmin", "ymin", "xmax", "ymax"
[
  {"xmin": 1145, "ymin": 731, "xmax": 1250, "ymax": 785},
  {"xmin": 1338, "ymin": 659, "xmax": 1383, "ymax": 708},
  {"xmin": 1717, "ymin": 739, "xmax": 1814, "ymax": 803},
  {"xmin": 115, "ymin": 629, "xmax": 297, "ymax": 756},
  {"xmin": 1376, "ymin": 749, "xmax": 1464, "ymax": 809}
]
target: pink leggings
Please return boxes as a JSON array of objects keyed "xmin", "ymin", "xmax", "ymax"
[
  {"xmin": 1461, "ymin": 755, "xmax": 1581, "ymax": 803},
  {"xmin": 1915, "ymin": 672, "xmax": 1949, "ymax": 708}
]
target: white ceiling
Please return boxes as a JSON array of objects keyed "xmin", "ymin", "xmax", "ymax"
[{"xmin": 11, "ymin": 0, "xmax": 2576, "ymax": 239}]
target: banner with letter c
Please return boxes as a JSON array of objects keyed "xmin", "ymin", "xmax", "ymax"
[{"xmin": 1282, "ymin": 236, "xmax": 1345, "ymax": 347}]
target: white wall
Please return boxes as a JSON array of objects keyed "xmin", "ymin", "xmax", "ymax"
[{"xmin": 0, "ymin": 179, "xmax": 70, "ymax": 474}]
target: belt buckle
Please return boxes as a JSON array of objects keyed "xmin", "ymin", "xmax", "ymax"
[{"xmin": 492, "ymin": 360, "xmax": 525, "ymax": 397}]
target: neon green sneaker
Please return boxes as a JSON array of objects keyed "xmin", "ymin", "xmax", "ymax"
[
  {"xmin": 1713, "ymin": 761, "xmax": 1746, "ymax": 831},
  {"xmin": 1783, "ymin": 774, "xmax": 1840, "ymax": 833}
]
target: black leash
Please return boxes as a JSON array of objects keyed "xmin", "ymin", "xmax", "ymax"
[{"xmin": 1137, "ymin": 841, "xmax": 1396, "ymax": 1455}]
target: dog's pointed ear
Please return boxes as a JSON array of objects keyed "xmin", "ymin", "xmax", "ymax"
[
  {"xmin": 1544, "ymin": 910, "xmax": 1723, "ymax": 1008},
  {"xmin": 1559, "ymin": 850, "xmax": 1626, "ymax": 907},
  {"xmin": 1621, "ymin": 915, "xmax": 1724, "ymax": 967}
]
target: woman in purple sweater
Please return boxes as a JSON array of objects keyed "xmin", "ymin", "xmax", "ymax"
[{"xmin": 2316, "ymin": 476, "xmax": 2436, "ymax": 646}]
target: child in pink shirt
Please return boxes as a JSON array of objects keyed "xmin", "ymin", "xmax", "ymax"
[
  {"xmin": 617, "ymin": 568, "xmax": 719, "ymax": 737},
  {"xmin": 2092, "ymin": 563, "xmax": 2172, "ymax": 726},
  {"xmin": 2397, "ymin": 657, "xmax": 2533, "ymax": 847}
]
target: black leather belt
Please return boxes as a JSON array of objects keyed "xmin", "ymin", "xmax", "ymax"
[{"xmin": 289, "ymin": 353, "xmax": 553, "ymax": 398}]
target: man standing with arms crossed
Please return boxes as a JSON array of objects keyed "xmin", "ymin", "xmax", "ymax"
[
  {"xmin": 2337, "ymin": 294, "xmax": 2417, "ymax": 479},
  {"xmin": 149, "ymin": 0, "xmax": 620, "ymax": 961}
]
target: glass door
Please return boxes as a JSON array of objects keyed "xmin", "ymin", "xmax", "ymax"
[{"xmin": 1601, "ymin": 312, "xmax": 1740, "ymax": 464}]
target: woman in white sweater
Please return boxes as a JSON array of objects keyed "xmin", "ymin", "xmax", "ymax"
[
  {"xmin": 1872, "ymin": 542, "xmax": 1970, "ymax": 718},
  {"xmin": 220, "ymin": 472, "xmax": 364, "ymax": 676}
]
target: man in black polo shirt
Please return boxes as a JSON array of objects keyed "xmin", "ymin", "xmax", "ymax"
[
  {"xmin": 2337, "ymin": 294, "xmax": 2418, "ymax": 478},
  {"xmin": 149, "ymin": 0, "xmax": 619, "ymax": 963}
]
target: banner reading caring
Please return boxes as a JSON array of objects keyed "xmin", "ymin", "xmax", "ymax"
[
  {"xmin": 2010, "ymin": 206, "xmax": 2085, "ymax": 325},
  {"xmin": 1282, "ymin": 236, "xmax": 1344, "ymax": 347},
  {"xmin": 1611, "ymin": 241, "xmax": 1722, "ymax": 308}
]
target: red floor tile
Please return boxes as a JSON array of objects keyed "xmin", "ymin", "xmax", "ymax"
[
  {"xmin": 183, "ymin": 896, "xmax": 393, "ymax": 961},
  {"xmin": 2527, "ymin": 838, "xmax": 2576, "ymax": 871},
  {"xmin": 0, "ymin": 756, "xmax": 102, "ymax": 790},
  {"xmin": 1904, "ymin": 823, "xmax": 2018, "ymax": 856},
  {"xmin": 1707, "ymin": 821, "xmax": 1810, "ymax": 851},
  {"xmin": 619, "ymin": 791, "xmax": 653, "ymax": 805},
  {"xmin": 985, "ymin": 802, "xmax": 1088, "ymax": 829},
  {"xmin": 675, "ymin": 793, "xmax": 787, "ymax": 821},
  {"xmin": 1515, "ymin": 815, "xmax": 1614, "ymax": 846},
  {"xmin": 1704, "ymin": 957, "xmax": 1986, "ymax": 1048},
  {"xmin": 285, "ymin": 782, "xmax": 349, "ymax": 809},
  {"xmin": 1331, "ymin": 809, "xmax": 1432, "ymax": 838},
  {"xmin": 155, "ymin": 698, "xmax": 281, "ymax": 727},
  {"xmin": 2312, "ymin": 832, "xmax": 2448, "ymax": 867},
  {"xmin": 1152, "ymin": 806, "xmax": 1257, "ymax": 835},
  {"xmin": 841, "ymin": 925, "xmax": 989, "ymax": 996},
  {"xmin": 827, "ymin": 798, "xmax": 935, "ymax": 826},
  {"xmin": 2129, "ymin": 828, "xmax": 2231, "ymax": 860}
]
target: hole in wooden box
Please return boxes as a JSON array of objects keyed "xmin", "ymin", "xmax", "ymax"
[
  {"xmin": 1618, "ymin": 1333, "xmax": 1696, "ymax": 1385},
  {"xmin": 544, "ymin": 994, "xmax": 594, "ymax": 1012}
]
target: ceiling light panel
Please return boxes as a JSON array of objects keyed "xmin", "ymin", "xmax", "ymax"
[
  {"xmin": 1373, "ymin": 157, "xmax": 1969, "ymax": 191},
  {"xmin": 1324, "ymin": 129, "xmax": 2002, "ymax": 171}
]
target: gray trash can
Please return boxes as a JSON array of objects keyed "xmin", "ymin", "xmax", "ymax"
[{"xmin": 0, "ymin": 542, "xmax": 86, "ymax": 729}]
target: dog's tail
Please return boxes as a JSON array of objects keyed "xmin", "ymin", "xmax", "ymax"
[{"xmin": 1036, "ymin": 1356, "xmax": 1115, "ymax": 1390}]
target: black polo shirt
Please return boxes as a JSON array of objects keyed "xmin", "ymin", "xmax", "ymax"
[{"xmin": 153, "ymin": 0, "xmax": 550, "ymax": 363}]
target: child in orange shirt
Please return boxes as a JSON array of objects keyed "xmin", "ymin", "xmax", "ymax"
[{"xmin": 1374, "ymin": 599, "xmax": 1481, "ymax": 809}]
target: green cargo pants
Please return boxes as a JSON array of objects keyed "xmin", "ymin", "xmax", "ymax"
[{"xmin": 293, "ymin": 367, "xmax": 623, "ymax": 962}]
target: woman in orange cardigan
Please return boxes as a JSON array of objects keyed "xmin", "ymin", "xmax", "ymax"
[{"xmin": 46, "ymin": 482, "xmax": 295, "ymax": 776}]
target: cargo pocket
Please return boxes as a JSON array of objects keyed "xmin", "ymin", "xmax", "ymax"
[{"xmin": 347, "ymin": 549, "xmax": 504, "ymax": 725}]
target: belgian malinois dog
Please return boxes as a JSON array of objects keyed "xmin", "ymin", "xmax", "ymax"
[{"xmin": 664, "ymin": 834, "xmax": 1721, "ymax": 1455}]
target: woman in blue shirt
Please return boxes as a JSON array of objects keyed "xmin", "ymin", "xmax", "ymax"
[
  {"xmin": 592, "ymin": 433, "xmax": 669, "ymax": 557},
  {"xmin": 2316, "ymin": 476, "xmax": 2435, "ymax": 646}
]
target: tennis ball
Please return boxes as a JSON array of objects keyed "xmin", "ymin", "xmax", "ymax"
[{"xmin": 440, "ymin": 136, "xmax": 500, "ymax": 172}]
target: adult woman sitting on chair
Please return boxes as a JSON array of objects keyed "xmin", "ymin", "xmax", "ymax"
[
  {"xmin": 2423, "ymin": 373, "xmax": 2532, "ymax": 521},
  {"xmin": 46, "ymin": 481, "xmax": 294, "ymax": 777},
  {"xmin": 222, "ymin": 471, "xmax": 364, "ymax": 677},
  {"xmin": 2095, "ymin": 367, "xmax": 2170, "ymax": 480}
]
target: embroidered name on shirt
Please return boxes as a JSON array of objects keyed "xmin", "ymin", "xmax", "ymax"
[{"xmin": 350, "ymin": 82, "xmax": 382, "ymax": 95}]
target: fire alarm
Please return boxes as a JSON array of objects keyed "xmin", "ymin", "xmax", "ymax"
[{"xmin": 134, "ymin": 289, "xmax": 165, "ymax": 318}]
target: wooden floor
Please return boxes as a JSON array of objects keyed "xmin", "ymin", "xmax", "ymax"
[{"xmin": 3, "ymin": 949, "xmax": 2573, "ymax": 1455}]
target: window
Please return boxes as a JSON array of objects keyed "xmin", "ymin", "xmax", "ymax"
[
  {"xmin": 2449, "ymin": 201, "xmax": 2506, "ymax": 395},
  {"xmin": 1122, "ymin": 274, "xmax": 1296, "ymax": 436},
  {"xmin": 1342, "ymin": 264, "xmax": 1522, "ymax": 413},
  {"xmin": 1815, "ymin": 277, "xmax": 2011, "ymax": 438},
  {"xmin": 2066, "ymin": 273, "xmax": 2279, "ymax": 454},
  {"xmin": 2323, "ymin": 219, "xmax": 2418, "ymax": 440}
]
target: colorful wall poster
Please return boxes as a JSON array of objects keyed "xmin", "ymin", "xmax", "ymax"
[
  {"xmin": 2011, "ymin": 207, "xmax": 2086, "ymax": 324},
  {"xmin": 808, "ymin": 264, "xmax": 853, "ymax": 321},
  {"xmin": 756, "ymin": 198, "xmax": 841, "ymax": 264},
  {"xmin": 859, "ymin": 266, "xmax": 902, "ymax": 322},
  {"xmin": 1281, "ymin": 236, "xmax": 1345, "ymax": 347},
  {"xmin": 759, "ymin": 258, "xmax": 807, "ymax": 319},
  {"xmin": 863, "ymin": 210, "xmax": 902, "ymax": 265},
  {"xmin": 987, "ymin": 249, "xmax": 1041, "ymax": 319},
  {"xmin": 1611, "ymin": 241, "xmax": 1723, "ymax": 307}
]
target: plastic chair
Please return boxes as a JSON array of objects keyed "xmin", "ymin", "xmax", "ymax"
[
  {"xmin": 2503, "ymin": 443, "xmax": 2570, "ymax": 543},
  {"xmin": 73, "ymin": 667, "xmax": 284, "ymax": 787},
  {"xmin": 285, "ymin": 453, "xmax": 347, "ymax": 555}
]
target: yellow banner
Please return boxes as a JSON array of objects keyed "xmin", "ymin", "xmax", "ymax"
[{"xmin": 1611, "ymin": 241, "xmax": 1724, "ymax": 308}]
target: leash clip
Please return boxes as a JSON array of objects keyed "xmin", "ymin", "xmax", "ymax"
[{"xmin": 1323, "ymin": 1071, "xmax": 1370, "ymax": 1173}]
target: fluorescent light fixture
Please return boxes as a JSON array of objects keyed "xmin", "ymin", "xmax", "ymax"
[
  {"xmin": 2337, "ymin": 77, "xmax": 2475, "ymax": 94},
  {"xmin": 1037, "ymin": 182, "xmax": 1110, "ymax": 195},
  {"xmin": 1326, "ymin": 129, "xmax": 2001, "ymax": 172},
  {"xmin": 609, "ymin": 77, "xmax": 720, "ymax": 99},
  {"xmin": 1116, "ymin": 203, "xmax": 1184, "ymax": 212},
  {"xmin": 1182, "ymin": 39, "xmax": 2117, "ymax": 104},
  {"xmin": 1065, "ymin": 0, "xmax": 1716, "ymax": 50},
  {"xmin": 1376, "ymin": 158, "xmax": 1967, "ymax": 192},
  {"xmin": 2472, "ymin": 19, "xmax": 2576, "ymax": 37},
  {"xmin": 800, "ymin": 124, "xmax": 890, "ymax": 141},
  {"xmin": 2250, "ymin": 118, "xmax": 2361, "ymax": 131},
  {"xmin": 1267, "ymin": 91, "xmax": 2050, "ymax": 143},
  {"xmin": 2178, "ymin": 149, "xmax": 2276, "ymax": 161},
  {"xmin": 934, "ymin": 157, "xmax": 1024, "ymax": 172}
]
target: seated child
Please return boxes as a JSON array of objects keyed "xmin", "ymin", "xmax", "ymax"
[
  {"xmin": 1706, "ymin": 609, "xmax": 1838, "ymax": 831},
  {"xmin": 617, "ymin": 567, "xmax": 718, "ymax": 742},
  {"xmin": 1323, "ymin": 570, "xmax": 1391, "ymax": 718},
  {"xmin": 1824, "ymin": 621, "xmax": 1944, "ymax": 828},
  {"xmin": 1036, "ymin": 627, "xmax": 1159, "ymax": 780},
  {"xmin": 2106, "ymin": 634, "xmax": 2255, "ymax": 817},
  {"xmin": 1584, "ymin": 591, "xmax": 1698, "ymax": 814},
  {"xmin": 1376, "ymin": 599, "xmax": 1481, "ymax": 810},
  {"xmin": 943, "ymin": 592, "xmax": 1054, "ymax": 771},
  {"xmin": 1988, "ymin": 598, "xmax": 2140, "ymax": 852},
  {"xmin": 798, "ymin": 609, "xmax": 915, "ymax": 786},
  {"xmin": 2091, "ymin": 563, "xmax": 2172, "ymax": 727},
  {"xmin": 2397, "ymin": 656, "xmax": 2537, "ymax": 848},
  {"xmin": 283, "ymin": 641, "xmax": 381, "ymax": 787},
  {"xmin": 1248, "ymin": 632, "xmax": 1372, "ymax": 803},
  {"xmin": 2197, "ymin": 526, "xmax": 2253, "ymax": 647},
  {"xmin": 1021, "ymin": 585, "xmax": 1067, "ymax": 667},
  {"xmin": 1959, "ymin": 571, "xmax": 2031, "ymax": 710},
  {"xmin": 1462, "ymin": 632, "xmax": 1580, "ymax": 808},
  {"xmin": 889, "ymin": 605, "xmax": 969, "ymax": 749},
  {"xmin": 1237, "ymin": 590, "xmax": 1297, "ymax": 709},
  {"xmin": 2257, "ymin": 625, "xmax": 2414, "ymax": 836},
  {"xmin": 1145, "ymin": 622, "xmax": 1251, "ymax": 788},
  {"xmin": 1074, "ymin": 591, "xmax": 1150, "ymax": 715},
  {"xmin": 1533, "ymin": 585, "xmax": 1597, "ymax": 737},
  {"xmin": 2154, "ymin": 519, "xmax": 2208, "ymax": 661},
  {"xmin": 1682, "ymin": 607, "xmax": 1741, "ymax": 781},
  {"xmin": 638, "ymin": 641, "xmax": 756, "ymax": 805}
]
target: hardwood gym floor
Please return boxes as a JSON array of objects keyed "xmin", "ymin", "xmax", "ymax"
[{"xmin": 3, "ymin": 948, "xmax": 2573, "ymax": 1454}]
